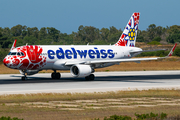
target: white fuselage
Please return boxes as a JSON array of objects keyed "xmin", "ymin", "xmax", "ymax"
[{"xmin": 3, "ymin": 45, "xmax": 142, "ymax": 71}]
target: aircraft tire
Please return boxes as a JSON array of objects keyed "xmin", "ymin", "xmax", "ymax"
[
  {"xmin": 85, "ymin": 74, "xmax": 95, "ymax": 81},
  {"xmin": 85, "ymin": 76, "xmax": 90, "ymax": 81},
  {"xmin": 89, "ymin": 74, "xmax": 95, "ymax": 80},
  {"xmin": 21, "ymin": 76, "xmax": 26, "ymax": 81},
  {"xmin": 51, "ymin": 73, "xmax": 56, "ymax": 79},
  {"xmin": 56, "ymin": 72, "xmax": 61, "ymax": 79}
]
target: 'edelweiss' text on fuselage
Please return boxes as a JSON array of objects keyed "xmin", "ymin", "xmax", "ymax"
[{"xmin": 47, "ymin": 47, "xmax": 115, "ymax": 59}]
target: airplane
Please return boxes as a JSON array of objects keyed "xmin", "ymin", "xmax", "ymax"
[{"xmin": 3, "ymin": 12, "xmax": 177, "ymax": 81}]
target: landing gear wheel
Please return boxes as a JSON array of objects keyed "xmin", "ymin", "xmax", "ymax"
[
  {"xmin": 56, "ymin": 72, "xmax": 61, "ymax": 79},
  {"xmin": 51, "ymin": 73, "xmax": 56, "ymax": 79},
  {"xmin": 21, "ymin": 76, "xmax": 26, "ymax": 81},
  {"xmin": 89, "ymin": 74, "xmax": 95, "ymax": 80},
  {"xmin": 85, "ymin": 74, "xmax": 95, "ymax": 81},
  {"xmin": 85, "ymin": 76, "xmax": 90, "ymax": 81},
  {"xmin": 51, "ymin": 72, "xmax": 61, "ymax": 79}
]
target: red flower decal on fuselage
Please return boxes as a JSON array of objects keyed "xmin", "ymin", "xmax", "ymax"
[{"xmin": 4, "ymin": 45, "xmax": 46, "ymax": 70}]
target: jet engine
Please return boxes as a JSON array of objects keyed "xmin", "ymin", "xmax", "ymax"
[
  {"xmin": 70, "ymin": 65, "xmax": 92, "ymax": 78},
  {"xmin": 19, "ymin": 70, "xmax": 39, "ymax": 76}
]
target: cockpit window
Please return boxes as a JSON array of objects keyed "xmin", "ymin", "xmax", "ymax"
[
  {"xmin": 11, "ymin": 52, "xmax": 17, "ymax": 55},
  {"xmin": 21, "ymin": 52, "xmax": 25, "ymax": 56},
  {"xmin": 8, "ymin": 52, "xmax": 25, "ymax": 56},
  {"xmin": 8, "ymin": 52, "xmax": 11, "ymax": 55},
  {"xmin": 17, "ymin": 52, "xmax": 21, "ymax": 56}
]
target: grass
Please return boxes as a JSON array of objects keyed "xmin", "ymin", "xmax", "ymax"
[
  {"xmin": 0, "ymin": 89, "xmax": 180, "ymax": 120},
  {"xmin": 0, "ymin": 89, "xmax": 180, "ymax": 103},
  {"xmin": 0, "ymin": 106, "xmax": 179, "ymax": 120}
]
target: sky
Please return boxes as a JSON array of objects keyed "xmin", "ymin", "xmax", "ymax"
[{"xmin": 0, "ymin": 0, "xmax": 179, "ymax": 34}]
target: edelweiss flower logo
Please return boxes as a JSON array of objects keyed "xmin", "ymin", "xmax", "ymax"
[
  {"xmin": 128, "ymin": 28, "xmax": 136, "ymax": 41},
  {"xmin": 123, "ymin": 15, "xmax": 139, "ymax": 47}
]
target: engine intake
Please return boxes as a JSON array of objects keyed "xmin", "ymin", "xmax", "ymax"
[{"xmin": 70, "ymin": 65, "xmax": 92, "ymax": 77}]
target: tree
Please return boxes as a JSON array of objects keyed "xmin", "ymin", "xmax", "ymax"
[
  {"xmin": 11, "ymin": 24, "xmax": 23, "ymax": 36},
  {"xmin": 22, "ymin": 25, "xmax": 27, "ymax": 38},
  {"xmin": 47, "ymin": 27, "xmax": 60, "ymax": 42},
  {"xmin": 100, "ymin": 28, "xmax": 109, "ymax": 41},
  {"xmin": 147, "ymin": 24, "xmax": 156, "ymax": 40},
  {"xmin": 27, "ymin": 27, "xmax": 39, "ymax": 38},
  {"xmin": 152, "ymin": 36, "xmax": 161, "ymax": 42},
  {"xmin": 38, "ymin": 27, "xmax": 47, "ymax": 40},
  {"xmin": 166, "ymin": 25, "xmax": 180, "ymax": 43}
]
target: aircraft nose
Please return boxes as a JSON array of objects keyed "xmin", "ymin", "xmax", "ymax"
[{"xmin": 3, "ymin": 57, "xmax": 10, "ymax": 67}]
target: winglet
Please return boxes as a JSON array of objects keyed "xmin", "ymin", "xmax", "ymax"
[
  {"xmin": 167, "ymin": 43, "xmax": 177, "ymax": 57},
  {"xmin": 10, "ymin": 39, "xmax": 17, "ymax": 51}
]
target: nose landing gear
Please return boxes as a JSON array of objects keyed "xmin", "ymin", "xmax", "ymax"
[
  {"xmin": 51, "ymin": 70, "xmax": 61, "ymax": 79},
  {"xmin": 20, "ymin": 70, "xmax": 27, "ymax": 81}
]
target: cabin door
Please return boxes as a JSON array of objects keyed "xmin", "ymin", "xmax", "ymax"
[{"xmin": 29, "ymin": 49, "xmax": 36, "ymax": 61}]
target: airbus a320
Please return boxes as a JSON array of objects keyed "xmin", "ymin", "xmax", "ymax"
[{"xmin": 3, "ymin": 13, "xmax": 177, "ymax": 80}]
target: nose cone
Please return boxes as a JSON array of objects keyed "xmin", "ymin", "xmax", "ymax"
[{"xmin": 3, "ymin": 56, "xmax": 10, "ymax": 67}]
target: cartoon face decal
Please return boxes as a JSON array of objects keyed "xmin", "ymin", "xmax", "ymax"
[
  {"xmin": 115, "ymin": 12, "xmax": 140, "ymax": 47},
  {"xmin": 3, "ymin": 45, "xmax": 46, "ymax": 70}
]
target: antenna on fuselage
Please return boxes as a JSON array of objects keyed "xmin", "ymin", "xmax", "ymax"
[
  {"xmin": 87, "ymin": 43, "xmax": 89, "ymax": 45},
  {"xmin": 26, "ymin": 43, "xmax": 28, "ymax": 46}
]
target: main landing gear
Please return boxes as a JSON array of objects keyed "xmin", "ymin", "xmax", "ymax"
[
  {"xmin": 51, "ymin": 70, "xmax": 61, "ymax": 79},
  {"xmin": 21, "ymin": 75, "xmax": 27, "ymax": 81},
  {"xmin": 85, "ymin": 74, "xmax": 95, "ymax": 81}
]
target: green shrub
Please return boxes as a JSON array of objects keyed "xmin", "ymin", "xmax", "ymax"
[
  {"xmin": 136, "ymin": 50, "xmax": 169, "ymax": 57},
  {"xmin": 94, "ymin": 112, "xmax": 167, "ymax": 120},
  {"xmin": 147, "ymin": 41, "xmax": 161, "ymax": 45},
  {"xmin": 173, "ymin": 47, "xmax": 180, "ymax": 57},
  {"xmin": 0, "ymin": 48, "xmax": 9, "ymax": 63},
  {"xmin": 104, "ymin": 115, "xmax": 132, "ymax": 120},
  {"xmin": 153, "ymin": 36, "xmax": 161, "ymax": 42},
  {"xmin": 0, "ymin": 116, "xmax": 23, "ymax": 120},
  {"xmin": 135, "ymin": 112, "xmax": 167, "ymax": 120},
  {"xmin": 94, "ymin": 115, "xmax": 132, "ymax": 120}
]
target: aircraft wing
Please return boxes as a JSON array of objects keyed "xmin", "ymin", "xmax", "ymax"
[
  {"xmin": 65, "ymin": 56, "xmax": 162, "ymax": 66},
  {"xmin": 65, "ymin": 43, "xmax": 177, "ymax": 66},
  {"xmin": 85, "ymin": 57, "xmax": 160, "ymax": 65}
]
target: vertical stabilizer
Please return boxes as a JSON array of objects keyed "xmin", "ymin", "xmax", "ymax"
[{"xmin": 115, "ymin": 12, "xmax": 140, "ymax": 47}]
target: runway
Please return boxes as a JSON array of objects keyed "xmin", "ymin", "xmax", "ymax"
[{"xmin": 0, "ymin": 71, "xmax": 180, "ymax": 95}]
